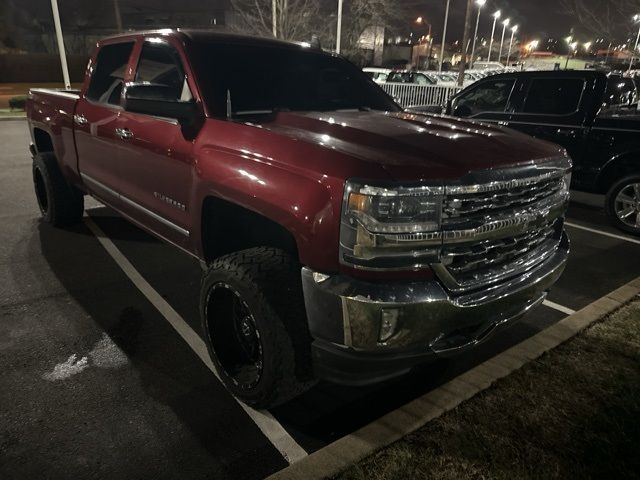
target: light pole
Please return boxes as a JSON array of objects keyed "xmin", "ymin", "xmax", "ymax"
[
  {"xmin": 564, "ymin": 36, "xmax": 573, "ymax": 69},
  {"xmin": 506, "ymin": 24, "xmax": 518, "ymax": 65},
  {"xmin": 628, "ymin": 14, "xmax": 640, "ymax": 72},
  {"xmin": 498, "ymin": 18, "xmax": 510, "ymax": 65},
  {"xmin": 487, "ymin": 10, "xmax": 500, "ymax": 62},
  {"xmin": 50, "ymin": 0, "xmax": 70, "ymax": 89},
  {"xmin": 439, "ymin": 0, "xmax": 451, "ymax": 71},
  {"xmin": 336, "ymin": 0, "xmax": 344, "ymax": 53},
  {"xmin": 272, "ymin": 0, "xmax": 277, "ymax": 37},
  {"xmin": 470, "ymin": 0, "xmax": 486, "ymax": 69}
]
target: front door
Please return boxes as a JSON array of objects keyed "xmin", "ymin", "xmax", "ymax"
[
  {"xmin": 116, "ymin": 38, "xmax": 196, "ymax": 249},
  {"xmin": 75, "ymin": 41, "xmax": 135, "ymax": 206},
  {"xmin": 449, "ymin": 76, "xmax": 518, "ymax": 126}
]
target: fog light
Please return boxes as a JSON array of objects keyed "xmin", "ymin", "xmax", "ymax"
[{"xmin": 379, "ymin": 309, "xmax": 399, "ymax": 342}]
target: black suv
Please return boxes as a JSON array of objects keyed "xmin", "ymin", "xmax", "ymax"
[{"xmin": 445, "ymin": 70, "xmax": 640, "ymax": 235}]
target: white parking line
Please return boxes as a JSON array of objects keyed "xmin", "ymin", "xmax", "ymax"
[
  {"xmin": 565, "ymin": 222, "xmax": 640, "ymax": 245},
  {"xmin": 543, "ymin": 300, "xmax": 575, "ymax": 316},
  {"xmin": 84, "ymin": 216, "xmax": 308, "ymax": 464}
]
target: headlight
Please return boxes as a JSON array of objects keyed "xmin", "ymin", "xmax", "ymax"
[{"xmin": 340, "ymin": 180, "xmax": 443, "ymax": 270}]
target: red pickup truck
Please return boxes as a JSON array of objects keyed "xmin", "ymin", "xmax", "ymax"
[{"xmin": 27, "ymin": 30, "xmax": 571, "ymax": 408}]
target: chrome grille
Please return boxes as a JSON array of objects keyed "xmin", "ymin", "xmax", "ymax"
[
  {"xmin": 439, "ymin": 220, "xmax": 561, "ymax": 289},
  {"xmin": 433, "ymin": 169, "xmax": 569, "ymax": 293},
  {"xmin": 442, "ymin": 173, "xmax": 565, "ymax": 228}
]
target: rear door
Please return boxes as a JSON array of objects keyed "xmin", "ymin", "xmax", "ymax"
[
  {"xmin": 115, "ymin": 37, "xmax": 196, "ymax": 249},
  {"xmin": 507, "ymin": 75, "xmax": 591, "ymax": 160},
  {"xmin": 75, "ymin": 41, "xmax": 135, "ymax": 205}
]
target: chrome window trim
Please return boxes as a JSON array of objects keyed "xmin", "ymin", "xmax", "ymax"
[
  {"xmin": 30, "ymin": 88, "xmax": 80, "ymax": 100},
  {"xmin": 81, "ymin": 173, "xmax": 189, "ymax": 237}
]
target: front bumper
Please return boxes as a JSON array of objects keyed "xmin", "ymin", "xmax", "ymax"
[{"xmin": 302, "ymin": 232, "xmax": 569, "ymax": 385}]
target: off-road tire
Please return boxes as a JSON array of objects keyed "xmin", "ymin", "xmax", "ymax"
[
  {"xmin": 32, "ymin": 152, "xmax": 84, "ymax": 226},
  {"xmin": 605, "ymin": 174, "xmax": 640, "ymax": 236},
  {"xmin": 200, "ymin": 247, "xmax": 316, "ymax": 408}
]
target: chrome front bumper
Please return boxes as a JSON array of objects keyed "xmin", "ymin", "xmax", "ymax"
[{"xmin": 301, "ymin": 232, "xmax": 569, "ymax": 385}]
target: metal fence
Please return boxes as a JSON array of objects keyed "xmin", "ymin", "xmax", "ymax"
[{"xmin": 380, "ymin": 83, "xmax": 463, "ymax": 108}]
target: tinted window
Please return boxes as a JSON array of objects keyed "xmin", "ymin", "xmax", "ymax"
[
  {"xmin": 135, "ymin": 41, "xmax": 191, "ymax": 101},
  {"xmin": 603, "ymin": 77, "xmax": 637, "ymax": 108},
  {"xmin": 453, "ymin": 78, "xmax": 515, "ymax": 116},
  {"xmin": 522, "ymin": 78, "xmax": 584, "ymax": 114},
  {"xmin": 193, "ymin": 43, "xmax": 398, "ymax": 115},
  {"xmin": 87, "ymin": 42, "xmax": 134, "ymax": 105}
]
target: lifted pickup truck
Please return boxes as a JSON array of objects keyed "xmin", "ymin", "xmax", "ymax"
[
  {"xmin": 446, "ymin": 70, "xmax": 640, "ymax": 235},
  {"xmin": 27, "ymin": 30, "xmax": 571, "ymax": 408}
]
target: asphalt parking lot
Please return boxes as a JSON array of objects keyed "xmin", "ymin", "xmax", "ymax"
[{"xmin": 1, "ymin": 118, "xmax": 639, "ymax": 480}]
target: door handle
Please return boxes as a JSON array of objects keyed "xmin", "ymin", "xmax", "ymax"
[
  {"xmin": 114, "ymin": 128, "xmax": 133, "ymax": 140},
  {"xmin": 73, "ymin": 114, "xmax": 88, "ymax": 126}
]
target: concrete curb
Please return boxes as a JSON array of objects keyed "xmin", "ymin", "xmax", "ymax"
[
  {"xmin": 267, "ymin": 277, "xmax": 640, "ymax": 480},
  {"xmin": 0, "ymin": 115, "xmax": 26, "ymax": 121}
]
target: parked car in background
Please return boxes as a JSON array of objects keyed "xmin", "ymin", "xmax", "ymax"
[
  {"xmin": 446, "ymin": 70, "xmax": 640, "ymax": 234},
  {"xmin": 27, "ymin": 30, "xmax": 571, "ymax": 408},
  {"xmin": 386, "ymin": 70, "xmax": 436, "ymax": 85},
  {"xmin": 363, "ymin": 67, "xmax": 392, "ymax": 84},
  {"xmin": 471, "ymin": 61, "xmax": 505, "ymax": 71},
  {"xmin": 434, "ymin": 72, "xmax": 476, "ymax": 87}
]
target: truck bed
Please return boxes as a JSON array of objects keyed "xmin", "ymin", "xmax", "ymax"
[{"xmin": 27, "ymin": 88, "xmax": 81, "ymax": 184}]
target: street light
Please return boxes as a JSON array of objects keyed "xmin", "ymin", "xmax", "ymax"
[
  {"xmin": 506, "ymin": 24, "xmax": 518, "ymax": 65},
  {"xmin": 628, "ymin": 14, "xmax": 640, "ymax": 72},
  {"xmin": 498, "ymin": 18, "xmax": 510, "ymax": 64},
  {"xmin": 439, "ymin": 0, "xmax": 452, "ymax": 71},
  {"xmin": 470, "ymin": 0, "xmax": 486, "ymax": 68},
  {"xmin": 415, "ymin": 16, "xmax": 433, "ymax": 68},
  {"xmin": 584, "ymin": 41, "xmax": 592, "ymax": 52},
  {"xmin": 487, "ymin": 10, "xmax": 501, "ymax": 62}
]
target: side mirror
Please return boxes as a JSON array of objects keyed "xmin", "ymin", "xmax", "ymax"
[{"xmin": 123, "ymin": 83, "xmax": 199, "ymax": 127}]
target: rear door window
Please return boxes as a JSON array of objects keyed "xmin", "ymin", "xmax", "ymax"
[
  {"xmin": 522, "ymin": 78, "xmax": 585, "ymax": 115},
  {"xmin": 603, "ymin": 77, "xmax": 637, "ymax": 109},
  {"xmin": 86, "ymin": 42, "xmax": 135, "ymax": 106}
]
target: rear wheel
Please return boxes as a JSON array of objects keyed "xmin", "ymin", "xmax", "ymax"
[
  {"xmin": 200, "ymin": 247, "xmax": 315, "ymax": 408},
  {"xmin": 605, "ymin": 175, "xmax": 640, "ymax": 236},
  {"xmin": 32, "ymin": 152, "xmax": 84, "ymax": 226}
]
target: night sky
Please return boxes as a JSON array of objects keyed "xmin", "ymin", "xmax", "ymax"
[{"xmin": 406, "ymin": 0, "xmax": 627, "ymax": 44}]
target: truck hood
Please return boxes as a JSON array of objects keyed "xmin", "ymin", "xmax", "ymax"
[{"xmin": 251, "ymin": 110, "xmax": 566, "ymax": 181}]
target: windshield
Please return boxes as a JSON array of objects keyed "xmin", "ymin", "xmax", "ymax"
[{"xmin": 191, "ymin": 42, "xmax": 399, "ymax": 116}]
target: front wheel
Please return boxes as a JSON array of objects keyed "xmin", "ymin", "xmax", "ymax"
[
  {"xmin": 605, "ymin": 175, "xmax": 640, "ymax": 236},
  {"xmin": 200, "ymin": 247, "xmax": 316, "ymax": 408}
]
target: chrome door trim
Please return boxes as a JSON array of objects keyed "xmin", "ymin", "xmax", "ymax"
[
  {"xmin": 81, "ymin": 173, "xmax": 190, "ymax": 237},
  {"xmin": 81, "ymin": 172, "xmax": 119, "ymax": 198}
]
